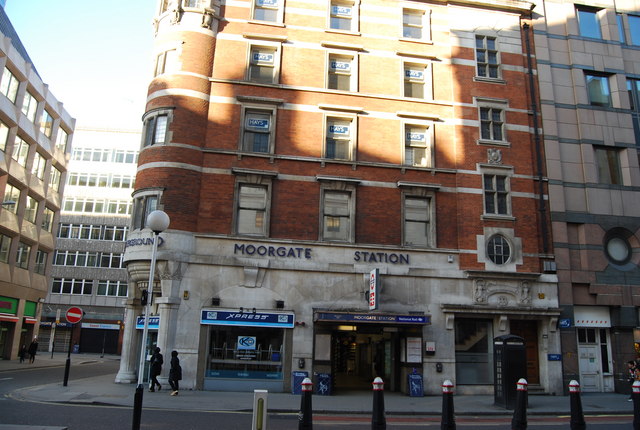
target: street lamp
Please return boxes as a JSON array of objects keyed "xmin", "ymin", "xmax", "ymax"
[{"xmin": 132, "ymin": 210, "xmax": 170, "ymax": 430}]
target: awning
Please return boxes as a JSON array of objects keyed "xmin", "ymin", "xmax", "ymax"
[
  {"xmin": 0, "ymin": 314, "xmax": 18, "ymax": 322},
  {"xmin": 23, "ymin": 317, "xmax": 37, "ymax": 324}
]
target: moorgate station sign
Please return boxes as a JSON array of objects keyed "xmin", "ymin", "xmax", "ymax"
[{"xmin": 233, "ymin": 243, "xmax": 410, "ymax": 264}]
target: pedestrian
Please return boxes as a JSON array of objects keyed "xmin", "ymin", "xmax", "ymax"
[
  {"xmin": 18, "ymin": 344, "xmax": 27, "ymax": 363},
  {"xmin": 168, "ymin": 350, "xmax": 182, "ymax": 396},
  {"xmin": 27, "ymin": 338, "xmax": 38, "ymax": 364},
  {"xmin": 628, "ymin": 360, "xmax": 638, "ymax": 401},
  {"xmin": 149, "ymin": 347, "xmax": 163, "ymax": 392}
]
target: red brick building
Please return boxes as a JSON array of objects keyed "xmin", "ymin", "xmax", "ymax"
[{"xmin": 117, "ymin": 0, "xmax": 561, "ymax": 395}]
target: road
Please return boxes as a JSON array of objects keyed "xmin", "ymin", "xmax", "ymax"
[{"xmin": 0, "ymin": 361, "xmax": 635, "ymax": 429}]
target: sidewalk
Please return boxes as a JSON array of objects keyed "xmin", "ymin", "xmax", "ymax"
[{"xmin": 1, "ymin": 353, "xmax": 636, "ymax": 417}]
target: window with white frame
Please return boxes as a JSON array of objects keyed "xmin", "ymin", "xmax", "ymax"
[
  {"xmin": 97, "ymin": 280, "xmax": 128, "ymax": 297},
  {"xmin": 236, "ymin": 184, "xmax": 268, "ymax": 236},
  {"xmin": 132, "ymin": 194, "xmax": 159, "ymax": 230},
  {"xmin": 475, "ymin": 35, "xmax": 499, "ymax": 79},
  {"xmin": 154, "ymin": 48, "xmax": 179, "ymax": 77},
  {"xmin": 249, "ymin": 46, "xmax": 277, "ymax": 84},
  {"xmin": 16, "ymin": 241, "xmax": 30, "ymax": 269},
  {"xmin": 483, "ymin": 173, "xmax": 510, "ymax": 215},
  {"xmin": 0, "ymin": 120, "xmax": 9, "ymax": 152},
  {"xmin": 328, "ymin": 54, "xmax": 354, "ymax": 91},
  {"xmin": 0, "ymin": 234, "xmax": 10, "ymax": 263},
  {"xmin": 252, "ymin": 0, "xmax": 282, "ymax": 22},
  {"xmin": 100, "ymin": 252, "xmax": 124, "ymax": 269},
  {"xmin": 403, "ymin": 196, "xmax": 431, "ymax": 247},
  {"xmin": 486, "ymin": 234, "xmax": 511, "ymax": 265},
  {"xmin": 55, "ymin": 129, "xmax": 68, "ymax": 152},
  {"xmin": 34, "ymin": 249, "xmax": 47, "ymax": 275},
  {"xmin": 51, "ymin": 278, "xmax": 93, "ymax": 295},
  {"xmin": 479, "ymin": 104, "xmax": 505, "ymax": 143},
  {"xmin": 113, "ymin": 149, "xmax": 138, "ymax": 164},
  {"xmin": 143, "ymin": 113, "xmax": 169, "ymax": 147},
  {"xmin": 49, "ymin": 166, "xmax": 61, "ymax": 192},
  {"xmin": 404, "ymin": 63, "xmax": 429, "ymax": 99},
  {"xmin": 12, "ymin": 136, "xmax": 29, "ymax": 167},
  {"xmin": 24, "ymin": 195, "xmax": 38, "ymax": 223},
  {"xmin": 41, "ymin": 207, "xmax": 54, "ymax": 232},
  {"xmin": 404, "ymin": 124, "xmax": 432, "ymax": 167},
  {"xmin": 40, "ymin": 109, "xmax": 53, "ymax": 138},
  {"xmin": 21, "ymin": 91, "xmax": 38, "ymax": 123},
  {"xmin": 32, "ymin": 152, "xmax": 46, "ymax": 180},
  {"xmin": 585, "ymin": 72, "xmax": 611, "ymax": 107},
  {"xmin": 577, "ymin": 6, "xmax": 602, "ymax": 39},
  {"xmin": 329, "ymin": 1, "xmax": 356, "ymax": 32},
  {"xmin": 0, "ymin": 67, "xmax": 19, "ymax": 104},
  {"xmin": 103, "ymin": 225, "xmax": 128, "ymax": 241},
  {"xmin": 322, "ymin": 189, "xmax": 353, "ymax": 242},
  {"xmin": 54, "ymin": 250, "xmax": 98, "ymax": 267},
  {"xmin": 242, "ymin": 109, "xmax": 274, "ymax": 153},
  {"xmin": 3, "ymin": 184, "xmax": 19, "ymax": 213},
  {"xmin": 402, "ymin": 9, "xmax": 425, "ymax": 39},
  {"xmin": 325, "ymin": 117, "xmax": 354, "ymax": 160}
]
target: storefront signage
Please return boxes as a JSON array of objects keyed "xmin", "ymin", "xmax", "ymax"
[
  {"xmin": 315, "ymin": 311, "xmax": 429, "ymax": 325},
  {"xmin": 232, "ymin": 243, "xmax": 410, "ymax": 264},
  {"xmin": 548, "ymin": 354, "xmax": 562, "ymax": 361},
  {"xmin": 369, "ymin": 269, "xmax": 379, "ymax": 310},
  {"xmin": 559, "ymin": 319, "xmax": 571, "ymax": 328},
  {"xmin": 82, "ymin": 323, "xmax": 120, "ymax": 330},
  {"xmin": 201, "ymin": 309, "xmax": 295, "ymax": 328},
  {"xmin": 136, "ymin": 316, "xmax": 160, "ymax": 330},
  {"xmin": 40, "ymin": 321, "xmax": 71, "ymax": 328}
]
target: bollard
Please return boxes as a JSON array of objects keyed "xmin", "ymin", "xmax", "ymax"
[
  {"xmin": 252, "ymin": 389, "xmax": 268, "ymax": 430},
  {"xmin": 298, "ymin": 377, "xmax": 313, "ymax": 430},
  {"xmin": 371, "ymin": 377, "xmax": 386, "ymax": 430},
  {"xmin": 568, "ymin": 380, "xmax": 585, "ymax": 430},
  {"xmin": 511, "ymin": 378, "xmax": 528, "ymax": 430},
  {"xmin": 633, "ymin": 380, "xmax": 640, "ymax": 430},
  {"xmin": 441, "ymin": 380, "xmax": 456, "ymax": 430}
]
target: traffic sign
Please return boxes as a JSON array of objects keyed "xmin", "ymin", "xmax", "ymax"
[{"xmin": 65, "ymin": 307, "xmax": 83, "ymax": 324}]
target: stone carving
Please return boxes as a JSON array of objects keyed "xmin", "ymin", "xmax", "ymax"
[
  {"xmin": 474, "ymin": 278, "xmax": 533, "ymax": 307},
  {"xmin": 519, "ymin": 280, "xmax": 531, "ymax": 304},
  {"xmin": 474, "ymin": 279, "xmax": 487, "ymax": 303},
  {"xmin": 201, "ymin": 12, "xmax": 213, "ymax": 29},
  {"xmin": 487, "ymin": 148, "xmax": 502, "ymax": 164}
]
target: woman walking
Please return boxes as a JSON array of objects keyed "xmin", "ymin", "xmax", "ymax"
[
  {"xmin": 168, "ymin": 350, "xmax": 182, "ymax": 396},
  {"xmin": 149, "ymin": 347, "xmax": 163, "ymax": 392}
]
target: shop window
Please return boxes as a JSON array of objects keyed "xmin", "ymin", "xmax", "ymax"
[
  {"xmin": 577, "ymin": 6, "xmax": 602, "ymax": 39},
  {"xmin": 455, "ymin": 319, "xmax": 493, "ymax": 384},
  {"xmin": 207, "ymin": 326, "xmax": 284, "ymax": 379}
]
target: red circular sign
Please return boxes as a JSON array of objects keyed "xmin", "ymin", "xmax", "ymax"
[{"xmin": 65, "ymin": 307, "xmax": 83, "ymax": 324}]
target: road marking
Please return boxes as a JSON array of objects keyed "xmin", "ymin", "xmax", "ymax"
[{"xmin": 0, "ymin": 377, "xmax": 13, "ymax": 381}]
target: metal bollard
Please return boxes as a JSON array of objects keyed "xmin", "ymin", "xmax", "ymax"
[
  {"xmin": 511, "ymin": 378, "xmax": 528, "ymax": 430},
  {"xmin": 633, "ymin": 380, "xmax": 640, "ymax": 430},
  {"xmin": 298, "ymin": 377, "xmax": 313, "ymax": 430},
  {"xmin": 568, "ymin": 380, "xmax": 585, "ymax": 430},
  {"xmin": 441, "ymin": 380, "xmax": 456, "ymax": 430},
  {"xmin": 371, "ymin": 377, "xmax": 386, "ymax": 430},
  {"xmin": 252, "ymin": 389, "xmax": 268, "ymax": 430}
]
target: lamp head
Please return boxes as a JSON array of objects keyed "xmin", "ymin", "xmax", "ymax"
[{"xmin": 146, "ymin": 210, "xmax": 170, "ymax": 234}]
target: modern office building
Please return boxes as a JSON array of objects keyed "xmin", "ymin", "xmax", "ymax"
[
  {"xmin": 116, "ymin": 0, "xmax": 561, "ymax": 395},
  {"xmin": 0, "ymin": 7, "xmax": 74, "ymax": 359},
  {"xmin": 532, "ymin": 0, "xmax": 640, "ymax": 393},
  {"xmin": 38, "ymin": 126, "xmax": 139, "ymax": 355}
]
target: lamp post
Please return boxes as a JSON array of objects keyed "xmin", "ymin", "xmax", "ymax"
[{"xmin": 132, "ymin": 210, "xmax": 170, "ymax": 430}]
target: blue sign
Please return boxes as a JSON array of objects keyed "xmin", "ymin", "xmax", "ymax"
[
  {"xmin": 207, "ymin": 369, "xmax": 282, "ymax": 379},
  {"xmin": 332, "ymin": 5, "xmax": 351, "ymax": 16},
  {"xmin": 405, "ymin": 69, "xmax": 424, "ymax": 80},
  {"xmin": 252, "ymin": 52, "xmax": 274, "ymax": 64},
  {"xmin": 246, "ymin": 118, "xmax": 270, "ymax": 130},
  {"xmin": 408, "ymin": 373, "xmax": 424, "ymax": 397},
  {"xmin": 559, "ymin": 319, "xmax": 571, "ymax": 328},
  {"xmin": 406, "ymin": 132, "xmax": 425, "ymax": 142},
  {"xmin": 548, "ymin": 354, "xmax": 562, "ymax": 361},
  {"xmin": 329, "ymin": 124, "xmax": 349, "ymax": 135},
  {"xmin": 315, "ymin": 312, "xmax": 429, "ymax": 325},
  {"xmin": 136, "ymin": 316, "xmax": 160, "ymax": 330},
  {"xmin": 238, "ymin": 336, "xmax": 256, "ymax": 350},
  {"xmin": 330, "ymin": 60, "xmax": 351, "ymax": 72},
  {"xmin": 201, "ymin": 310, "xmax": 295, "ymax": 328},
  {"xmin": 257, "ymin": 0, "xmax": 278, "ymax": 6}
]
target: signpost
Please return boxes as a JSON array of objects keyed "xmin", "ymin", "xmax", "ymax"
[{"xmin": 63, "ymin": 306, "xmax": 83, "ymax": 386}]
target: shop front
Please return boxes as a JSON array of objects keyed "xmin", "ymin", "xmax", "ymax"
[
  {"xmin": 201, "ymin": 309, "xmax": 294, "ymax": 392},
  {"xmin": 312, "ymin": 311, "xmax": 429, "ymax": 393}
]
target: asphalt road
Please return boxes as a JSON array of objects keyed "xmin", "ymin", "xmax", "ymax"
[{"xmin": 0, "ymin": 361, "xmax": 634, "ymax": 429}]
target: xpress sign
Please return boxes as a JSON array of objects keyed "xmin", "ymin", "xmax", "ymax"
[{"xmin": 201, "ymin": 309, "xmax": 295, "ymax": 328}]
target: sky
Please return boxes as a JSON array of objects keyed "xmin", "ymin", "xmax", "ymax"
[{"xmin": 4, "ymin": 0, "xmax": 157, "ymax": 130}]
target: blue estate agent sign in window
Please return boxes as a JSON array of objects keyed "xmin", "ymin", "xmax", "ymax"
[{"xmin": 201, "ymin": 309, "xmax": 295, "ymax": 328}]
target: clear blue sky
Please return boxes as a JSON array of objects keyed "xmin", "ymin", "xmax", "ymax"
[{"xmin": 5, "ymin": 0, "xmax": 156, "ymax": 129}]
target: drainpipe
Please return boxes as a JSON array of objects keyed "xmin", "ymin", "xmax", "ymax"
[{"xmin": 522, "ymin": 22, "xmax": 549, "ymax": 254}]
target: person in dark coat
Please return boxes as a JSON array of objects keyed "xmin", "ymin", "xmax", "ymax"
[
  {"xmin": 18, "ymin": 344, "xmax": 27, "ymax": 363},
  {"xmin": 149, "ymin": 347, "xmax": 163, "ymax": 392},
  {"xmin": 27, "ymin": 338, "xmax": 38, "ymax": 364},
  {"xmin": 168, "ymin": 350, "xmax": 182, "ymax": 396}
]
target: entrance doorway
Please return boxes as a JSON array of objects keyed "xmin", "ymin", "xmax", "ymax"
[
  {"xmin": 577, "ymin": 328, "xmax": 611, "ymax": 392},
  {"xmin": 510, "ymin": 320, "xmax": 540, "ymax": 384},
  {"xmin": 331, "ymin": 330, "xmax": 391, "ymax": 390}
]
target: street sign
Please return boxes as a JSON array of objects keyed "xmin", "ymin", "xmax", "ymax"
[
  {"xmin": 65, "ymin": 306, "xmax": 83, "ymax": 324},
  {"xmin": 369, "ymin": 268, "xmax": 379, "ymax": 310}
]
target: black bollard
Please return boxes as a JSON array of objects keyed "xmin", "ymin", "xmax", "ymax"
[
  {"xmin": 371, "ymin": 377, "xmax": 386, "ymax": 430},
  {"xmin": 633, "ymin": 380, "xmax": 640, "ymax": 430},
  {"xmin": 441, "ymin": 380, "xmax": 456, "ymax": 430},
  {"xmin": 511, "ymin": 378, "xmax": 528, "ymax": 430},
  {"xmin": 569, "ymin": 380, "xmax": 586, "ymax": 430},
  {"xmin": 298, "ymin": 377, "xmax": 313, "ymax": 430}
]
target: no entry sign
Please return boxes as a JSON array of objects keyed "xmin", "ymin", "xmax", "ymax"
[{"xmin": 65, "ymin": 307, "xmax": 83, "ymax": 324}]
